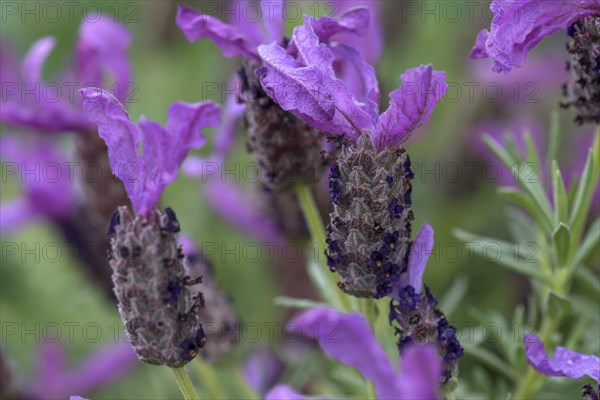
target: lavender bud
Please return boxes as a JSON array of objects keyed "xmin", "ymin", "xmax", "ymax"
[
  {"xmin": 238, "ymin": 59, "xmax": 323, "ymax": 191},
  {"xmin": 562, "ymin": 16, "xmax": 600, "ymax": 125},
  {"xmin": 184, "ymin": 248, "xmax": 238, "ymax": 361},
  {"xmin": 325, "ymin": 133, "xmax": 414, "ymax": 298},
  {"xmin": 108, "ymin": 206, "xmax": 206, "ymax": 368},
  {"xmin": 389, "ymin": 285, "xmax": 463, "ymax": 387}
]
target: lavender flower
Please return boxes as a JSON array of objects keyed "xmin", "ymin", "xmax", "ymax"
[
  {"xmin": 469, "ymin": 0, "xmax": 600, "ymax": 124},
  {"xmin": 176, "ymin": 2, "xmax": 374, "ymax": 190},
  {"xmin": 256, "ymin": 17, "xmax": 446, "ymax": 297},
  {"xmin": 0, "ymin": 136, "xmax": 74, "ymax": 234},
  {"xmin": 27, "ymin": 342, "xmax": 138, "ymax": 399},
  {"xmin": 1, "ymin": 17, "xmax": 131, "ymax": 133},
  {"xmin": 388, "ymin": 224, "xmax": 463, "ymax": 388},
  {"xmin": 81, "ymin": 88, "xmax": 220, "ymax": 367},
  {"xmin": 267, "ymin": 307, "xmax": 442, "ymax": 399},
  {"xmin": 524, "ymin": 332, "xmax": 600, "ymax": 397}
]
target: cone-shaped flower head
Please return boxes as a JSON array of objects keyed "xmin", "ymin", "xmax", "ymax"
[
  {"xmin": 255, "ymin": 16, "xmax": 447, "ymax": 297},
  {"xmin": 81, "ymin": 88, "xmax": 220, "ymax": 367},
  {"xmin": 469, "ymin": 0, "xmax": 600, "ymax": 124}
]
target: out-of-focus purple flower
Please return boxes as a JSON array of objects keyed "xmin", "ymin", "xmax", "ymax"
[
  {"xmin": 182, "ymin": 93, "xmax": 284, "ymax": 242},
  {"xmin": 80, "ymin": 88, "xmax": 220, "ymax": 216},
  {"xmin": 523, "ymin": 332, "xmax": 600, "ymax": 383},
  {"xmin": 469, "ymin": 0, "xmax": 600, "ymax": 74},
  {"xmin": 256, "ymin": 18, "xmax": 447, "ymax": 150},
  {"xmin": 243, "ymin": 348, "xmax": 283, "ymax": 395},
  {"xmin": 0, "ymin": 17, "xmax": 132, "ymax": 133},
  {"xmin": 27, "ymin": 341, "xmax": 138, "ymax": 400},
  {"xmin": 0, "ymin": 136, "xmax": 75, "ymax": 234},
  {"xmin": 284, "ymin": 307, "xmax": 442, "ymax": 399}
]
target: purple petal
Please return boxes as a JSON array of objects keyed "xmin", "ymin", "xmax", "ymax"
[
  {"xmin": 291, "ymin": 307, "xmax": 402, "ymax": 399},
  {"xmin": 213, "ymin": 93, "xmax": 245, "ymax": 156},
  {"xmin": 398, "ymin": 345, "xmax": 442, "ymax": 399},
  {"xmin": 469, "ymin": 29, "xmax": 489, "ymax": 59},
  {"xmin": 76, "ymin": 17, "xmax": 132, "ymax": 103},
  {"xmin": 524, "ymin": 332, "xmax": 600, "ymax": 382},
  {"xmin": 243, "ymin": 348, "xmax": 283, "ymax": 394},
  {"xmin": 81, "ymin": 88, "xmax": 220, "ymax": 215},
  {"xmin": 0, "ymin": 136, "xmax": 75, "ymax": 223},
  {"xmin": 330, "ymin": 0, "xmax": 383, "ymax": 63},
  {"xmin": 0, "ymin": 198, "xmax": 36, "ymax": 235},
  {"xmin": 30, "ymin": 342, "xmax": 138, "ymax": 399},
  {"xmin": 204, "ymin": 178, "xmax": 284, "ymax": 242},
  {"xmin": 265, "ymin": 385, "xmax": 306, "ymax": 400},
  {"xmin": 22, "ymin": 37, "xmax": 55, "ymax": 86},
  {"xmin": 257, "ymin": 20, "xmax": 370, "ymax": 139},
  {"xmin": 373, "ymin": 65, "xmax": 447, "ymax": 149},
  {"xmin": 408, "ymin": 223, "xmax": 434, "ymax": 291},
  {"xmin": 475, "ymin": 0, "xmax": 600, "ymax": 73},
  {"xmin": 176, "ymin": 4, "xmax": 259, "ymax": 59},
  {"xmin": 261, "ymin": 0, "xmax": 286, "ymax": 43},
  {"xmin": 309, "ymin": 7, "xmax": 370, "ymax": 42}
]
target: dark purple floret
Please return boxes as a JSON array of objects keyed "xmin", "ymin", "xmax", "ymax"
[
  {"xmin": 398, "ymin": 335, "xmax": 413, "ymax": 351},
  {"xmin": 383, "ymin": 231, "xmax": 400, "ymax": 252},
  {"xmin": 165, "ymin": 207, "xmax": 181, "ymax": 233},
  {"xmin": 398, "ymin": 285, "xmax": 421, "ymax": 310},
  {"xmin": 107, "ymin": 209, "xmax": 121, "ymax": 236},
  {"xmin": 386, "ymin": 175, "xmax": 394, "ymax": 187},
  {"xmin": 329, "ymin": 179, "xmax": 343, "ymax": 204},
  {"xmin": 330, "ymin": 164, "xmax": 342, "ymax": 179},
  {"xmin": 582, "ymin": 384, "xmax": 599, "ymax": 400},
  {"xmin": 388, "ymin": 198, "xmax": 405, "ymax": 219}
]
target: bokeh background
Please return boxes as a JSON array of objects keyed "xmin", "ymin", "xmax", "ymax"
[{"xmin": 1, "ymin": 1, "xmax": 598, "ymax": 399}]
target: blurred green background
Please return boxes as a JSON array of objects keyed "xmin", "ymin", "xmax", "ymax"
[{"xmin": 1, "ymin": 1, "xmax": 598, "ymax": 399}]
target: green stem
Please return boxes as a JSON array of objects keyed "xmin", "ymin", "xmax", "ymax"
[
  {"xmin": 295, "ymin": 184, "xmax": 351, "ymax": 311},
  {"xmin": 192, "ymin": 358, "xmax": 227, "ymax": 399},
  {"xmin": 361, "ymin": 298, "xmax": 377, "ymax": 329},
  {"xmin": 172, "ymin": 367, "xmax": 200, "ymax": 400}
]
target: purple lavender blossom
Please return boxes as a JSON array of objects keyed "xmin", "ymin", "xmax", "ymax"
[
  {"xmin": 0, "ymin": 136, "xmax": 75, "ymax": 234},
  {"xmin": 469, "ymin": 0, "xmax": 599, "ymax": 74},
  {"xmin": 80, "ymin": 88, "xmax": 220, "ymax": 216},
  {"xmin": 256, "ymin": 17, "xmax": 447, "ymax": 149},
  {"xmin": 1, "ymin": 17, "xmax": 132, "ymax": 134},
  {"xmin": 524, "ymin": 332, "xmax": 600, "ymax": 386},
  {"xmin": 26, "ymin": 341, "xmax": 138, "ymax": 400},
  {"xmin": 274, "ymin": 307, "xmax": 442, "ymax": 399}
]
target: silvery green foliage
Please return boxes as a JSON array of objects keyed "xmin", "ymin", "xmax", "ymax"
[
  {"xmin": 326, "ymin": 133, "xmax": 414, "ymax": 298},
  {"xmin": 563, "ymin": 16, "xmax": 600, "ymax": 125},
  {"xmin": 238, "ymin": 59, "xmax": 323, "ymax": 191},
  {"xmin": 108, "ymin": 206, "xmax": 206, "ymax": 368}
]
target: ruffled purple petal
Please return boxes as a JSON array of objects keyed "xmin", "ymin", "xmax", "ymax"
[
  {"xmin": 76, "ymin": 17, "xmax": 132, "ymax": 103},
  {"xmin": 472, "ymin": 0, "xmax": 600, "ymax": 73},
  {"xmin": 469, "ymin": 29, "xmax": 489, "ymax": 59},
  {"xmin": 308, "ymin": 7, "xmax": 370, "ymax": 42},
  {"xmin": 81, "ymin": 88, "xmax": 220, "ymax": 215},
  {"xmin": 261, "ymin": 0, "xmax": 286, "ymax": 43},
  {"xmin": 331, "ymin": 0, "xmax": 383, "ymax": 63},
  {"xmin": 257, "ymin": 19, "xmax": 371, "ymax": 139},
  {"xmin": 292, "ymin": 307, "xmax": 402, "ymax": 399},
  {"xmin": 29, "ymin": 342, "xmax": 138, "ymax": 399},
  {"xmin": 0, "ymin": 136, "xmax": 75, "ymax": 224},
  {"xmin": 397, "ymin": 345, "xmax": 442, "ymax": 399},
  {"xmin": 176, "ymin": 4, "xmax": 260, "ymax": 59},
  {"xmin": 524, "ymin": 332, "xmax": 600, "ymax": 382},
  {"xmin": 408, "ymin": 223, "xmax": 434, "ymax": 291},
  {"xmin": 265, "ymin": 385, "xmax": 306, "ymax": 400},
  {"xmin": 373, "ymin": 65, "xmax": 447, "ymax": 149}
]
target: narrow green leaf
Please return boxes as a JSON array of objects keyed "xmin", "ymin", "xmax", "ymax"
[
  {"xmin": 453, "ymin": 229, "xmax": 549, "ymax": 284},
  {"xmin": 462, "ymin": 344, "xmax": 517, "ymax": 381},
  {"xmin": 572, "ymin": 218, "xmax": 600, "ymax": 269},
  {"xmin": 273, "ymin": 296, "xmax": 327, "ymax": 310},
  {"xmin": 547, "ymin": 111, "xmax": 560, "ymax": 164},
  {"xmin": 552, "ymin": 223, "xmax": 571, "ymax": 268},
  {"xmin": 306, "ymin": 259, "xmax": 343, "ymax": 310},
  {"xmin": 547, "ymin": 291, "xmax": 572, "ymax": 319},
  {"xmin": 483, "ymin": 135, "xmax": 554, "ymax": 233},
  {"xmin": 524, "ymin": 131, "xmax": 541, "ymax": 177},
  {"xmin": 551, "ymin": 160, "xmax": 569, "ymax": 224},
  {"xmin": 570, "ymin": 146, "xmax": 599, "ymax": 244},
  {"xmin": 498, "ymin": 187, "xmax": 548, "ymax": 229},
  {"xmin": 439, "ymin": 276, "xmax": 469, "ymax": 318},
  {"xmin": 574, "ymin": 265, "xmax": 600, "ymax": 297}
]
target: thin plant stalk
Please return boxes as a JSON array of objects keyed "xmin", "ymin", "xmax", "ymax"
[{"xmin": 172, "ymin": 367, "xmax": 201, "ymax": 400}]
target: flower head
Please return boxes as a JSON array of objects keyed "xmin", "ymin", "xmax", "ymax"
[
  {"xmin": 269, "ymin": 307, "xmax": 442, "ymax": 399},
  {"xmin": 1, "ymin": 17, "xmax": 132, "ymax": 133},
  {"xmin": 80, "ymin": 88, "xmax": 220, "ymax": 216}
]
